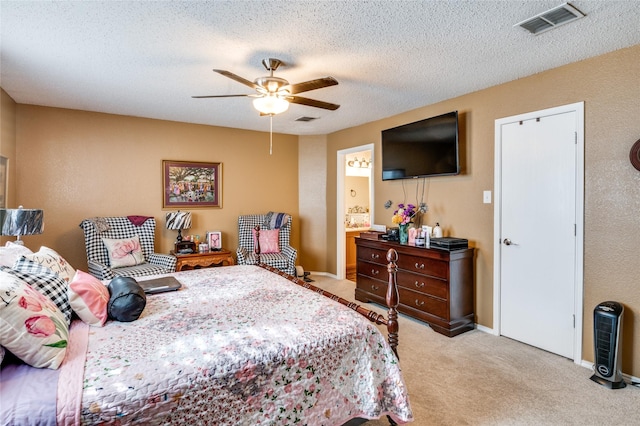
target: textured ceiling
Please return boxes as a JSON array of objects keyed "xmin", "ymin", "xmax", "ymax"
[{"xmin": 1, "ymin": 1, "xmax": 639, "ymax": 135}]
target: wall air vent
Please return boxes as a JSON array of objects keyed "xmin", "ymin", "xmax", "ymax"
[
  {"xmin": 515, "ymin": 2, "xmax": 585, "ymax": 35},
  {"xmin": 295, "ymin": 116, "xmax": 318, "ymax": 122}
]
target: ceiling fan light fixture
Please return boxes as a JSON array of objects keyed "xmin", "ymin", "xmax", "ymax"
[{"xmin": 253, "ymin": 95, "xmax": 289, "ymax": 115}]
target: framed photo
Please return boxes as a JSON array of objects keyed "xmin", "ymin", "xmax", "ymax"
[
  {"xmin": 163, "ymin": 160, "xmax": 222, "ymax": 208},
  {"xmin": 207, "ymin": 231, "xmax": 222, "ymax": 250}
]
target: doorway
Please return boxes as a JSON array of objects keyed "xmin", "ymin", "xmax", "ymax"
[
  {"xmin": 493, "ymin": 102, "xmax": 584, "ymax": 362},
  {"xmin": 337, "ymin": 144, "xmax": 374, "ymax": 280}
]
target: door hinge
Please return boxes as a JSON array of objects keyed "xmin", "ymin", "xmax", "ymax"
[
  {"xmin": 574, "ymin": 224, "xmax": 577, "ymax": 236},
  {"xmin": 574, "ymin": 132, "xmax": 577, "ymax": 144},
  {"xmin": 573, "ymin": 314, "xmax": 576, "ymax": 328}
]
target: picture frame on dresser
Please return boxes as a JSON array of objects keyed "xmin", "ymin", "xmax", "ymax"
[
  {"xmin": 162, "ymin": 160, "xmax": 222, "ymax": 208},
  {"xmin": 207, "ymin": 231, "xmax": 222, "ymax": 251}
]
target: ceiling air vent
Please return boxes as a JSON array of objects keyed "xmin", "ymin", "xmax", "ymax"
[
  {"xmin": 515, "ymin": 2, "xmax": 585, "ymax": 35},
  {"xmin": 295, "ymin": 116, "xmax": 318, "ymax": 122}
]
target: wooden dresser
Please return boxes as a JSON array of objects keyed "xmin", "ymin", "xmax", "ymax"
[{"xmin": 355, "ymin": 237, "xmax": 474, "ymax": 337}]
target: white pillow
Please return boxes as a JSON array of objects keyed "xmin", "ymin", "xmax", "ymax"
[
  {"xmin": 102, "ymin": 236, "xmax": 145, "ymax": 268},
  {"xmin": 23, "ymin": 246, "xmax": 76, "ymax": 283},
  {"xmin": 0, "ymin": 270, "xmax": 68, "ymax": 369},
  {"xmin": 0, "ymin": 242, "xmax": 33, "ymax": 268}
]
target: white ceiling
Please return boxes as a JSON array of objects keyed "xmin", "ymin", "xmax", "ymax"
[{"xmin": 1, "ymin": 1, "xmax": 639, "ymax": 136}]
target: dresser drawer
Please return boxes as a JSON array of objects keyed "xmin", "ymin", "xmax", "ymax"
[
  {"xmin": 397, "ymin": 254, "xmax": 448, "ymax": 279},
  {"xmin": 356, "ymin": 274, "xmax": 388, "ymax": 298},
  {"xmin": 398, "ymin": 287, "xmax": 448, "ymax": 319},
  {"xmin": 357, "ymin": 245, "xmax": 387, "ymax": 265},
  {"xmin": 396, "ymin": 270, "xmax": 448, "ymax": 299},
  {"xmin": 357, "ymin": 261, "xmax": 387, "ymax": 281}
]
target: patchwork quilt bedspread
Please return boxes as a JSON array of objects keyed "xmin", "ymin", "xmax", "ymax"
[{"xmin": 59, "ymin": 265, "xmax": 412, "ymax": 425}]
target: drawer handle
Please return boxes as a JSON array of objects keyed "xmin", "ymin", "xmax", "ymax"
[
  {"xmin": 414, "ymin": 262, "xmax": 425, "ymax": 270},
  {"xmin": 371, "ymin": 269, "xmax": 379, "ymax": 276},
  {"xmin": 371, "ymin": 284, "xmax": 379, "ymax": 291},
  {"xmin": 371, "ymin": 253, "xmax": 380, "ymax": 260},
  {"xmin": 415, "ymin": 281, "xmax": 425, "ymax": 288},
  {"xmin": 415, "ymin": 299, "xmax": 425, "ymax": 307}
]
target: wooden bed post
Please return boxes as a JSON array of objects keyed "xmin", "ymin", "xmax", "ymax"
[{"xmin": 386, "ymin": 248, "xmax": 400, "ymax": 360}]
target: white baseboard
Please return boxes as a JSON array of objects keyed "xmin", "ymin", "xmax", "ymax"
[
  {"xmin": 307, "ymin": 271, "xmax": 338, "ymax": 279},
  {"xmin": 475, "ymin": 323, "xmax": 498, "ymax": 335}
]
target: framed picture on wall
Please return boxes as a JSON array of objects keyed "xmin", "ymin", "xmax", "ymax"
[
  {"xmin": 163, "ymin": 160, "xmax": 222, "ymax": 208},
  {"xmin": 207, "ymin": 231, "xmax": 222, "ymax": 251}
]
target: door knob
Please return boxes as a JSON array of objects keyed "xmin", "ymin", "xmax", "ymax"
[{"xmin": 503, "ymin": 238, "xmax": 514, "ymax": 245}]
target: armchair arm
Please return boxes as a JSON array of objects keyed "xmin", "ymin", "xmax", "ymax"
[
  {"xmin": 281, "ymin": 245, "xmax": 297, "ymax": 266},
  {"xmin": 148, "ymin": 253, "xmax": 177, "ymax": 272},
  {"xmin": 236, "ymin": 247, "xmax": 250, "ymax": 265},
  {"xmin": 87, "ymin": 260, "xmax": 115, "ymax": 281}
]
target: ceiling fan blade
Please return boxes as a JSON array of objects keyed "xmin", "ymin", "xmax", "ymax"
[
  {"xmin": 213, "ymin": 69, "xmax": 259, "ymax": 89},
  {"xmin": 285, "ymin": 77, "xmax": 338, "ymax": 94},
  {"xmin": 288, "ymin": 96, "xmax": 340, "ymax": 111},
  {"xmin": 192, "ymin": 94, "xmax": 252, "ymax": 98}
]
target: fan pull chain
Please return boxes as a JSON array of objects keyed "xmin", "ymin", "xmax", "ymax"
[{"xmin": 269, "ymin": 114, "xmax": 273, "ymax": 155}]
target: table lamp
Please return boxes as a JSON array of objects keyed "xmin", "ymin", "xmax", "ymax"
[
  {"xmin": 0, "ymin": 206, "xmax": 44, "ymax": 245},
  {"xmin": 166, "ymin": 210, "xmax": 195, "ymax": 253}
]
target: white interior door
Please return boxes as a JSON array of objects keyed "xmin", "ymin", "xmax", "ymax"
[{"xmin": 495, "ymin": 103, "xmax": 584, "ymax": 359}]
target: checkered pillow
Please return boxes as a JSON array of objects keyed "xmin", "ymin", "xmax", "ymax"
[{"xmin": 2, "ymin": 259, "xmax": 72, "ymax": 326}]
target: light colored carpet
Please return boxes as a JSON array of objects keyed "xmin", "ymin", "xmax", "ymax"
[{"xmin": 310, "ymin": 275, "xmax": 640, "ymax": 425}]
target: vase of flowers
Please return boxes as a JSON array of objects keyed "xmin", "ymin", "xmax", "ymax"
[{"xmin": 392, "ymin": 203, "xmax": 416, "ymax": 244}]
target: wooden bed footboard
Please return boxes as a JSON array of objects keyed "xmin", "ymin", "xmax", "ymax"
[{"xmin": 257, "ymin": 248, "xmax": 401, "ymax": 358}]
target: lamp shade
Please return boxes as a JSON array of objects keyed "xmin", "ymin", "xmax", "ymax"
[
  {"xmin": 0, "ymin": 207, "xmax": 44, "ymax": 240},
  {"xmin": 165, "ymin": 211, "xmax": 192, "ymax": 230},
  {"xmin": 253, "ymin": 95, "xmax": 289, "ymax": 115}
]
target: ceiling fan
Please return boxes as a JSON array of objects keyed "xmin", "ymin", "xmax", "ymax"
[{"xmin": 192, "ymin": 58, "xmax": 340, "ymax": 115}]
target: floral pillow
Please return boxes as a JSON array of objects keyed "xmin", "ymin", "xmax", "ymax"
[
  {"xmin": 23, "ymin": 246, "xmax": 76, "ymax": 283},
  {"xmin": 252, "ymin": 228, "xmax": 280, "ymax": 254},
  {"xmin": 68, "ymin": 270, "xmax": 109, "ymax": 327},
  {"xmin": 0, "ymin": 241, "xmax": 33, "ymax": 268},
  {"xmin": 102, "ymin": 236, "xmax": 145, "ymax": 268},
  {"xmin": 3, "ymin": 260, "xmax": 73, "ymax": 327},
  {"xmin": 0, "ymin": 270, "xmax": 68, "ymax": 369}
]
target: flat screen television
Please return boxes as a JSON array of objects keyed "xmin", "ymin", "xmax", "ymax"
[{"xmin": 381, "ymin": 111, "xmax": 459, "ymax": 180}]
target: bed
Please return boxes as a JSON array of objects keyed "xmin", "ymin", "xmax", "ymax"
[{"xmin": 1, "ymin": 250, "xmax": 412, "ymax": 425}]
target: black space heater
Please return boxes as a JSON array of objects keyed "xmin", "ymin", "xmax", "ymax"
[{"xmin": 590, "ymin": 301, "xmax": 626, "ymax": 389}]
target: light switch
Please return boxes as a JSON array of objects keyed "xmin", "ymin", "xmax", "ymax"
[{"xmin": 483, "ymin": 190, "xmax": 492, "ymax": 204}]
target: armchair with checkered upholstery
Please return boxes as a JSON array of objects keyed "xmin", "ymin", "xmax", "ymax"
[
  {"xmin": 79, "ymin": 216, "xmax": 176, "ymax": 280},
  {"xmin": 236, "ymin": 213, "xmax": 297, "ymax": 276}
]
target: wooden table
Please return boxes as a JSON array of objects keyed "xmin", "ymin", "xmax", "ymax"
[{"xmin": 171, "ymin": 249, "xmax": 235, "ymax": 271}]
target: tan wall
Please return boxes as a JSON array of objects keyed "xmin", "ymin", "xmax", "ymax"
[
  {"xmin": 0, "ymin": 89, "xmax": 17, "ymax": 210},
  {"xmin": 327, "ymin": 45, "xmax": 640, "ymax": 376},
  {"xmin": 12, "ymin": 106, "xmax": 300, "ymax": 270},
  {"xmin": 298, "ymin": 134, "xmax": 327, "ymax": 273}
]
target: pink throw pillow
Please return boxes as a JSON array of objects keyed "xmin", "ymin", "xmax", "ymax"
[
  {"xmin": 252, "ymin": 229, "xmax": 280, "ymax": 254},
  {"xmin": 68, "ymin": 270, "xmax": 109, "ymax": 327}
]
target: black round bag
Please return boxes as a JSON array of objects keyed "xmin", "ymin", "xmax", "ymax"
[{"xmin": 107, "ymin": 276, "xmax": 147, "ymax": 322}]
